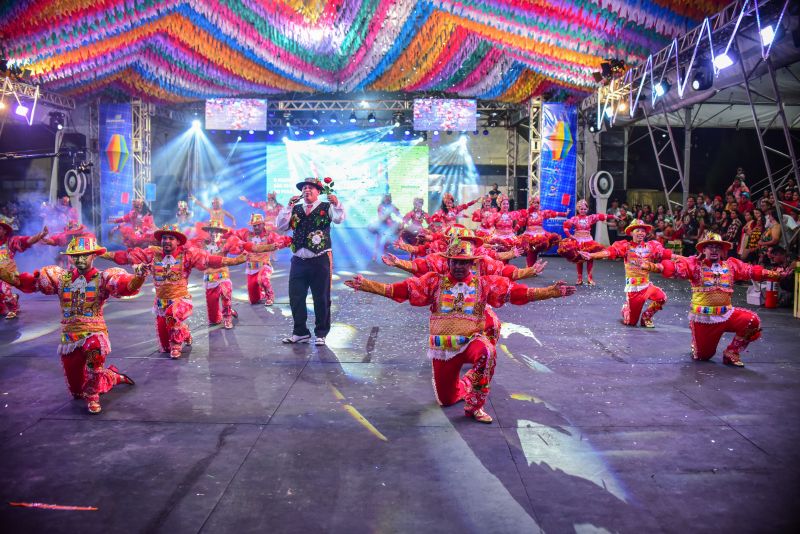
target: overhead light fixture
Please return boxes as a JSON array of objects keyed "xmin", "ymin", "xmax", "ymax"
[
  {"xmin": 760, "ymin": 25, "xmax": 776, "ymax": 46},
  {"xmin": 311, "ymin": 115, "xmax": 320, "ymax": 124},
  {"xmin": 404, "ymin": 129, "xmax": 411, "ymax": 135},
  {"xmin": 589, "ymin": 124, "xmax": 597, "ymax": 133},
  {"xmin": 49, "ymin": 111, "xmax": 65, "ymax": 130},
  {"xmin": 713, "ymin": 53, "xmax": 734, "ymax": 70},
  {"xmin": 14, "ymin": 104, "xmax": 28, "ymax": 117},
  {"xmin": 433, "ymin": 130, "xmax": 439, "ymax": 136},
  {"xmin": 329, "ymin": 113, "xmax": 338, "ymax": 124},
  {"xmin": 616, "ymin": 101, "xmax": 627, "ymax": 113},
  {"xmin": 349, "ymin": 112, "xmax": 357, "ymax": 124},
  {"xmin": 482, "ymin": 129, "xmax": 489, "ymax": 136},
  {"xmin": 248, "ymin": 129, "xmax": 254, "ymax": 134},
  {"xmin": 654, "ymin": 81, "xmax": 670, "ymax": 98},
  {"xmin": 285, "ymin": 119, "xmax": 292, "ymax": 127},
  {"xmin": 191, "ymin": 119, "xmax": 201, "ymax": 129},
  {"xmin": 309, "ymin": 130, "xmax": 315, "ymax": 136},
  {"xmin": 268, "ymin": 129, "xmax": 274, "ymax": 135},
  {"xmin": 0, "ymin": 101, "xmax": 5, "ymax": 110},
  {"xmin": 367, "ymin": 113, "xmax": 376, "ymax": 123}
]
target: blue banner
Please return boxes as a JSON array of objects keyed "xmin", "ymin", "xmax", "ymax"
[
  {"xmin": 540, "ymin": 103, "xmax": 577, "ymax": 252},
  {"xmin": 99, "ymin": 103, "xmax": 133, "ymax": 244}
]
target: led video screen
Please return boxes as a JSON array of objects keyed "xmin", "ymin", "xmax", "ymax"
[
  {"xmin": 205, "ymin": 98, "xmax": 268, "ymax": 131},
  {"xmin": 413, "ymin": 98, "xmax": 477, "ymax": 131}
]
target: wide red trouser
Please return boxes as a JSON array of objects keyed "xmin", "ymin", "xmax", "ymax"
[
  {"xmin": 60, "ymin": 336, "xmax": 122, "ymax": 402},
  {"xmin": 431, "ymin": 339, "xmax": 497, "ymax": 413},
  {"xmin": 689, "ymin": 308, "xmax": 762, "ymax": 360},
  {"xmin": 622, "ymin": 285, "xmax": 666, "ymax": 325},
  {"xmin": 155, "ymin": 299, "xmax": 193, "ymax": 352},
  {"xmin": 246, "ymin": 267, "xmax": 274, "ymax": 304},
  {"xmin": 205, "ymin": 280, "xmax": 233, "ymax": 324},
  {"xmin": 0, "ymin": 280, "xmax": 19, "ymax": 314}
]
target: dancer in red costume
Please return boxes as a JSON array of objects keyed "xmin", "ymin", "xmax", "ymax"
[
  {"xmin": 399, "ymin": 197, "xmax": 430, "ymax": 246},
  {"xmin": 190, "ymin": 219, "xmax": 241, "ymax": 329},
  {"xmin": 239, "ymin": 192, "xmax": 282, "ymax": 232},
  {"xmin": 429, "ymin": 193, "xmax": 479, "ymax": 232},
  {"xmin": 42, "ymin": 220, "xmax": 90, "ymax": 269},
  {"xmin": 112, "ymin": 199, "xmax": 156, "ymax": 248},
  {"xmin": 191, "ymin": 195, "xmax": 236, "ymax": 227},
  {"xmin": 0, "ymin": 235, "xmax": 144, "ymax": 414},
  {"xmin": 487, "ymin": 194, "xmax": 524, "ymax": 251},
  {"xmin": 638, "ymin": 232, "xmax": 781, "ymax": 366},
  {"xmin": 103, "ymin": 224, "xmax": 246, "ymax": 358},
  {"xmin": 580, "ymin": 219, "xmax": 671, "ymax": 327},
  {"xmin": 395, "ymin": 224, "xmax": 521, "ymax": 262},
  {"xmin": 559, "ymin": 199, "xmax": 615, "ymax": 285},
  {"xmin": 346, "ymin": 235, "xmax": 575, "ymax": 423},
  {"xmin": 472, "ymin": 196, "xmax": 497, "ymax": 239},
  {"xmin": 519, "ymin": 195, "xmax": 567, "ymax": 267},
  {"xmin": 233, "ymin": 213, "xmax": 292, "ymax": 306},
  {"xmin": 0, "ymin": 216, "xmax": 48, "ymax": 319},
  {"xmin": 176, "ymin": 200, "xmax": 194, "ymax": 236}
]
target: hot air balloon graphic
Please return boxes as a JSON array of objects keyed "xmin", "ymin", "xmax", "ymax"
[
  {"xmin": 545, "ymin": 120, "xmax": 574, "ymax": 161},
  {"xmin": 105, "ymin": 134, "xmax": 130, "ymax": 173}
]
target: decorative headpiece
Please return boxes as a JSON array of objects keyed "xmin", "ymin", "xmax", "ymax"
[
  {"xmin": 442, "ymin": 235, "xmax": 483, "ymax": 260},
  {"xmin": 62, "ymin": 234, "xmax": 106, "ymax": 256},
  {"xmin": 696, "ymin": 232, "xmax": 732, "ymax": 253},
  {"xmin": 0, "ymin": 215, "xmax": 14, "ymax": 234},
  {"xmin": 296, "ymin": 177, "xmax": 335, "ymax": 194},
  {"xmin": 249, "ymin": 213, "xmax": 265, "ymax": 226},
  {"xmin": 201, "ymin": 217, "xmax": 228, "ymax": 233},
  {"xmin": 442, "ymin": 193, "xmax": 455, "ymax": 203},
  {"xmin": 444, "ymin": 224, "xmax": 473, "ymax": 239},
  {"xmin": 624, "ymin": 219, "xmax": 653, "ymax": 236},
  {"xmin": 576, "ymin": 199, "xmax": 589, "ymax": 210},
  {"xmin": 153, "ymin": 224, "xmax": 188, "ymax": 245}
]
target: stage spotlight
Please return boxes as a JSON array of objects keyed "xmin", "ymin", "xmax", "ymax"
[
  {"xmin": 482, "ymin": 129, "xmax": 489, "ymax": 135},
  {"xmin": 713, "ymin": 53, "xmax": 734, "ymax": 70},
  {"xmin": 191, "ymin": 119, "xmax": 201, "ymax": 129},
  {"xmin": 268, "ymin": 129, "xmax": 274, "ymax": 135},
  {"xmin": 285, "ymin": 119, "xmax": 292, "ymax": 127},
  {"xmin": 654, "ymin": 81, "xmax": 670, "ymax": 98},
  {"xmin": 393, "ymin": 121, "xmax": 400, "ymax": 128},
  {"xmin": 589, "ymin": 124, "xmax": 597, "ymax": 133},
  {"xmin": 473, "ymin": 130, "xmax": 478, "ymax": 135},
  {"xmin": 294, "ymin": 130, "xmax": 300, "ymax": 135},
  {"xmin": 248, "ymin": 129, "xmax": 255, "ymax": 134},
  {"xmin": 349, "ymin": 112, "xmax": 357, "ymax": 123},
  {"xmin": 367, "ymin": 113, "xmax": 376, "ymax": 123},
  {"xmin": 309, "ymin": 130, "xmax": 315, "ymax": 136},
  {"xmin": 616, "ymin": 101, "xmax": 627, "ymax": 113},
  {"xmin": 0, "ymin": 101, "xmax": 5, "ymax": 110},
  {"xmin": 691, "ymin": 64, "xmax": 713, "ymax": 91},
  {"xmin": 446, "ymin": 131, "xmax": 453, "ymax": 135},
  {"xmin": 329, "ymin": 113, "xmax": 338, "ymax": 124},
  {"xmin": 311, "ymin": 115, "xmax": 320, "ymax": 124},
  {"xmin": 604, "ymin": 107, "xmax": 614, "ymax": 118},
  {"xmin": 282, "ymin": 136, "xmax": 289, "ymax": 143},
  {"xmin": 237, "ymin": 135, "xmax": 242, "ymax": 141},
  {"xmin": 389, "ymin": 130, "xmax": 394, "ymax": 135},
  {"xmin": 760, "ymin": 25, "xmax": 776, "ymax": 46},
  {"xmin": 404, "ymin": 129, "xmax": 411, "ymax": 135},
  {"xmin": 600, "ymin": 62, "xmax": 612, "ymax": 77}
]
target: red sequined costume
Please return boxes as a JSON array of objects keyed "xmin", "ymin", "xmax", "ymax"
[
  {"xmin": 591, "ymin": 238, "xmax": 672, "ymax": 327},
  {"xmin": 471, "ymin": 201, "xmax": 498, "ymax": 239},
  {"xmin": 242, "ymin": 194, "xmax": 283, "ymax": 233},
  {"xmin": 520, "ymin": 203, "xmax": 567, "ymax": 267},
  {"xmin": 348, "ymin": 261, "xmax": 570, "ymax": 422},
  {"xmin": 0, "ymin": 217, "xmax": 45, "ymax": 319},
  {"xmin": 233, "ymin": 214, "xmax": 292, "ymax": 306},
  {"xmin": 105, "ymin": 226, "xmax": 244, "ymax": 358},
  {"xmin": 645, "ymin": 236, "xmax": 780, "ymax": 366},
  {"xmin": 429, "ymin": 194, "xmax": 479, "ymax": 233},
  {"xmin": 0, "ymin": 236, "xmax": 143, "ymax": 413},
  {"xmin": 559, "ymin": 200, "xmax": 613, "ymax": 285}
]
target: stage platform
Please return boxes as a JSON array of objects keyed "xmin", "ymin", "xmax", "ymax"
[{"xmin": 0, "ymin": 255, "xmax": 798, "ymax": 533}]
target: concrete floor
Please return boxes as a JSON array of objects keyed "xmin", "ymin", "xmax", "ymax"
[{"xmin": 0, "ymin": 253, "xmax": 798, "ymax": 534}]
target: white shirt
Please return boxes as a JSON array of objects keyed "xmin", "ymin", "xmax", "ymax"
[{"xmin": 275, "ymin": 198, "xmax": 346, "ymax": 258}]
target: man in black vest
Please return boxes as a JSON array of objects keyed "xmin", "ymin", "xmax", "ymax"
[{"xmin": 276, "ymin": 178, "xmax": 345, "ymax": 345}]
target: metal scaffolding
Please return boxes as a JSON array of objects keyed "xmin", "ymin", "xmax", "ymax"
[
  {"xmin": 641, "ymin": 104, "xmax": 690, "ymax": 216},
  {"xmin": 88, "ymin": 99, "xmax": 101, "ymax": 231},
  {"xmin": 131, "ymin": 99, "xmax": 153, "ymax": 202},
  {"xmin": 527, "ymin": 97, "xmax": 543, "ymax": 201},
  {"xmin": 505, "ymin": 127, "xmax": 519, "ymax": 198}
]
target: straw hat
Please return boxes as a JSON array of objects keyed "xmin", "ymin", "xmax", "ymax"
[
  {"xmin": 624, "ymin": 219, "xmax": 653, "ymax": 235},
  {"xmin": 201, "ymin": 218, "xmax": 228, "ymax": 233},
  {"xmin": 61, "ymin": 234, "xmax": 106, "ymax": 256},
  {"xmin": 441, "ymin": 235, "xmax": 484, "ymax": 260},
  {"xmin": 249, "ymin": 213, "xmax": 265, "ymax": 226},
  {"xmin": 696, "ymin": 232, "xmax": 732, "ymax": 253},
  {"xmin": 153, "ymin": 224, "xmax": 188, "ymax": 245}
]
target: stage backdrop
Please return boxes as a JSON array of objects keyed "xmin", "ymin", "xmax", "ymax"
[
  {"xmin": 99, "ymin": 103, "xmax": 133, "ymax": 243},
  {"xmin": 265, "ymin": 143, "xmax": 428, "ymax": 228},
  {"xmin": 540, "ymin": 103, "xmax": 577, "ymax": 252}
]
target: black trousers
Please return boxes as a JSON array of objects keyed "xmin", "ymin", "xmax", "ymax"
[{"xmin": 288, "ymin": 253, "xmax": 332, "ymax": 337}]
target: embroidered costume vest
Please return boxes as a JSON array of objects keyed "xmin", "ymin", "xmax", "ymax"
[
  {"xmin": 571, "ymin": 215, "xmax": 594, "ymax": 240},
  {"xmin": 623, "ymin": 243, "xmax": 654, "ymax": 292},
  {"xmin": 290, "ymin": 202, "xmax": 332, "ymax": 254},
  {"xmin": 58, "ymin": 270, "xmax": 107, "ymax": 343},
  {"xmin": 152, "ymin": 251, "xmax": 190, "ymax": 300},
  {"xmin": 525, "ymin": 210, "xmax": 547, "ymax": 234},
  {"xmin": 245, "ymin": 231, "xmax": 272, "ymax": 273},
  {"xmin": 690, "ymin": 261, "xmax": 734, "ymax": 318},
  {"xmin": 0, "ymin": 242, "xmax": 11, "ymax": 262},
  {"xmin": 429, "ymin": 276, "xmax": 486, "ymax": 351},
  {"xmin": 203, "ymin": 241, "xmax": 230, "ymax": 284},
  {"xmin": 494, "ymin": 211, "xmax": 516, "ymax": 237}
]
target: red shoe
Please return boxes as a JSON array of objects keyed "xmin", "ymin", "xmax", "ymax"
[
  {"xmin": 108, "ymin": 365, "xmax": 135, "ymax": 385},
  {"xmin": 170, "ymin": 348, "xmax": 182, "ymax": 359},
  {"xmin": 87, "ymin": 400, "xmax": 102, "ymax": 414},
  {"xmin": 223, "ymin": 316, "xmax": 233, "ymax": 329}
]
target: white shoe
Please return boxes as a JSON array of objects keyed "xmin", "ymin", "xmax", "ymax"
[
  {"xmin": 314, "ymin": 337, "xmax": 326, "ymax": 346},
  {"xmin": 282, "ymin": 334, "xmax": 310, "ymax": 344}
]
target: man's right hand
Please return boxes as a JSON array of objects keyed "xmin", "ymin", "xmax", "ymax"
[
  {"xmin": 382, "ymin": 253, "xmax": 398, "ymax": 267},
  {"xmin": 344, "ymin": 275, "xmax": 363, "ymax": 290},
  {"xmin": 289, "ymin": 195, "xmax": 302, "ymax": 205}
]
